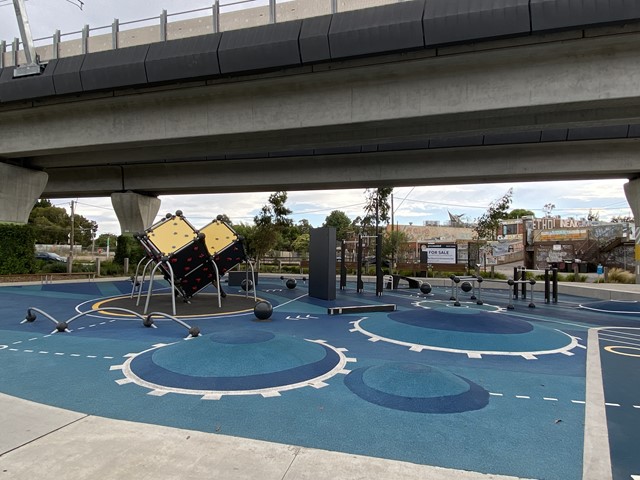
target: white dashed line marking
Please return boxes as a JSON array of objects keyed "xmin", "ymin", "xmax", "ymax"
[
  {"xmin": 543, "ymin": 397, "xmax": 558, "ymax": 401},
  {"xmin": 516, "ymin": 395, "xmax": 530, "ymax": 399}
]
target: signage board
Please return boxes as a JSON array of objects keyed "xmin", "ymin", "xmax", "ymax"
[{"xmin": 419, "ymin": 243, "xmax": 457, "ymax": 264}]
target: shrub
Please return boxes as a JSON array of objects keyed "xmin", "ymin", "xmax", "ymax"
[
  {"xmin": 606, "ymin": 268, "xmax": 635, "ymax": 284},
  {"xmin": 0, "ymin": 224, "xmax": 36, "ymax": 274}
]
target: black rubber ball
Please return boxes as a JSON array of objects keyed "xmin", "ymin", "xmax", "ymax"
[
  {"xmin": 241, "ymin": 279, "xmax": 254, "ymax": 291},
  {"xmin": 419, "ymin": 282, "xmax": 432, "ymax": 295},
  {"xmin": 286, "ymin": 278, "xmax": 297, "ymax": 289},
  {"xmin": 254, "ymin": 300, "xmax": 273, "ymax": 321},
  {"xmin": 460, "ymin": 281, "xmax": 472, "ymax": 293}
]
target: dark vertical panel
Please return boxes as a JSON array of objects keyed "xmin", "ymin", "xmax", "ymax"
[
  {"xmin": 52, "ymin": 55, "xmax": 85, "ymax": 95},
  {"xmin": 80, "ymin": 45, "xmax": 149, "ymax": 92},
  {"xmin": 424, "ymin": 0, "xmax": 530, "ymax": 46},
  {"xmin": 218, "ymin": 21, "xmax": 302, "ymax": 74},
  {"xmin": 329, "ymin": 1, "xmax": 425, "ymax": 59},
  {"xmin": 309, "ymin": 227, "xmax": 336, "ymax": 301},
  {"xmin": 0, "ymin": 61, "xmax": 56, "ymax": 102},
  {"xmin": 531, "ymin": 0, "xmax": 640, "ymax": 32},
  {"xmin": 300, "ymin": 15, "xmax": 332, "ymax": 63},
  {"xmin": 146, "ymin": 33, "xmax": 222, "ymax": 83}
]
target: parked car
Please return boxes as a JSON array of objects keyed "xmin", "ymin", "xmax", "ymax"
[{"xmin": 35, "ymin": 252, "xmax": 67, "ymax": 263}]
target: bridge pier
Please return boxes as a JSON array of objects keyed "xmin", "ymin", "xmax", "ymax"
[
  {"xmin": 0, "ymin": 163, "xmax": 48, "ymax": 223},
  {"xmin": 624, "ymin": 178, "xmax": 640, "ymax": 284},
  {"xmin": 111, "ymin": 191, "xmax": 161, "ymax": 235}
]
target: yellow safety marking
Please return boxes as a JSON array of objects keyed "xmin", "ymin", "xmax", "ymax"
[
  {"xmin": 90, "ymin": 295, "xmax": 260, "ymax": 318},
  {"xmin": 604, "ymin": 345, "xmax": 640, "ymax": 358}
]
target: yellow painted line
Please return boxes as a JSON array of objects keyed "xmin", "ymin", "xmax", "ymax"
[
  {"xmin": 604, "ymin": 345, "xmax": 640, "ymax": 358},
  {"xmin": 90, "ymin": 295, "xmax": 260, "ymax": 318}
]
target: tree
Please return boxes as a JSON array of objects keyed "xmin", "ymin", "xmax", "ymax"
[
  {"xmin": 291, "ymin": 233, "xmax": 310, "ymax": 256},
  {"xmin": 323, "ymin": 210, "xmax": 352, "ymax": 241},
  {"xmin": 28, "ymin": 199, "xmax": 98, "ymax": 247},
  {"xmin": 361, "ymin": 187, "xmax": 393, "ymax": 235},
  {"xmin": 383, "ymin": 229, "xmax": 411, "ymax": 266},
  {"xmin": 587, "ymin": 209, "xmax": 600, "ymax": 222},
  {"xmin": 251, "ymin": 191, "xmax": 293, "ymax": 263},
  {"xmin": 506, "ymin": 209, "xmax": 535, "ymax": 219},
  {"xmin": 474, "ymin": 189, "xmax": 513, "ymax": 240},
  {"xmin": 611, "ymin": 215, "xmax": 634, "ymax": 223}
]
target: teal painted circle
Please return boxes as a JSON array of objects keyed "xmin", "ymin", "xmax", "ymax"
[
  {"xmin": 152, "ymin": 331, "xmax": 327, "ymax": 377},
  {"xmin": 362, "ymin": 363, "xmax": 469, "ymax": 398},
  {"xmin": 360, "ymin": 314, "xmax": 570, "ymax": 353}
]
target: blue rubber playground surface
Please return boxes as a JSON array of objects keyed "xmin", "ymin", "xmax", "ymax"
[{"xmin": 0, "ymin": 277, "xmax": 639, "ymax": 479}]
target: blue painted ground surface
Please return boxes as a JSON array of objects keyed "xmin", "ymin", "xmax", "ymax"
[{"xmin": 0, "ymin": 278, "xmax": 638, "ymax": 479}]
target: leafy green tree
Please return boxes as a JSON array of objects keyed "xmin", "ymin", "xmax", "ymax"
[
  {"xmin": 323, "ymin": 210, "xmax": 352, "ymax": 241},
  {"xmin": 383, "ymin": 229, "xmax": 411, "ymax": 266},
  {"xmin": 95, "ymin": 233, "xmax": 118, "ymax": 249},
  {"xmin": 251, "ymin": 191, "xmax": 293, "ymax": 263},
  {"xmin": 28, "ymin": 199, "xmax": 98, "ymax": 247},
  {"xmin": 291, "ymin": 233, "xmax": 310, "ymax": 256},
  {"xmin": 506, "ymin": 209, "xmax": 535, "ymax": 219},
  {"xmin": 361, "ymin": 187, "xmax": 393, "ymax": 235},
  {"xmin": 474, "ymin": 189, "xmax": 513, "ymax": 240}
]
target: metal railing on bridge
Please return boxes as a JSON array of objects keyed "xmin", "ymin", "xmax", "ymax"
[{"xmin": 0, "ymin": 0, "xmax": 402, "ymax": 68}]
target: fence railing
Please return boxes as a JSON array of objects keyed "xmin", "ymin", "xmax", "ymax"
[{"xmin": 1, "ymin": 0, "xmax": 401, "ymax": 68}]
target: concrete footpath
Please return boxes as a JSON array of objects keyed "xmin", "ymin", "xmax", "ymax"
[{"xmin": 0, "ymin": 394, "xmax": 524, "ymax": 480}]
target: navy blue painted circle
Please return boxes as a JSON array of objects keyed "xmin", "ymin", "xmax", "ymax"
[
  {"xmin": 389, "ymin": 309, "xmax": 533, "ymax": 334},
  {"xmin": 129, "ymin": 331, "xmax": 341, "ymax": 392},
  {"xmin": 344, "ymin": 362, "xmax": 489, "ymax": 414},
  {"xmin": 580, "ymin": 301, "xmax": 640, "ymax": 315}
]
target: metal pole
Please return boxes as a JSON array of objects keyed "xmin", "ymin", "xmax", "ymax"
[
  {"xmin": 112, "ymin": 18, "xmax": 119, "ymax": 49},
  {"xmin": 357, "ymin": 235, "xmax": 364, "ymax": 293},
  {"xmin": 53, "ymin": 30, "xmax": 60, "ymax": 59},
  {"xmin": 331, "ymin": 0, "xmax": 338, "ymax": 14},
  {"xmin": 376, "ymin": 233, "xmax": 383, "ymax": 297},
  {"xmin": 269, "ymin": 0, "xmax": 276, "ymax": 24},
  {"xmin": 12, "ymin": 37, "xmax": 19, "ymax": 66},
  {"xmin": 552, "ymin": 268, "xmax": 558, "ymax": 303},
  {"xmin": 544, "ymin": 268, "xmax": 550, "ymax": 304},
  {"xmin": 213, "ymin": 1, "xmax": 220, "ymax": 33},
  {"xmin": 12, "ymin": 0, "xmax": 37, "ymax": 66},
  {"xmin": 82, "ymin": 24, "xmax": 89, "ymax": 54},
  {"xmin": 513, "ymin": 267, "xmax": 519, "ymax": 299},
  {"xmin": 160, "ymin": 10, "xmax": 167, "ymax": 41},
  {"xmin": 68, "ymin": 200, "xmax": 75, "ymax": 274},
  {"xmin": 0, "ymin": 40, "xmax": 5, "ymax": 68},
  {"xmin": 340, "ymin": 239, "xmax": 347, "ymax": 290}
]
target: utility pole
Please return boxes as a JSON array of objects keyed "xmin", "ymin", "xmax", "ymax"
[
  {"xmin": 11, "ymin": 0, "xmax": 41, "ymax": 77},
  {"xmin": 68, "ymin": 200, "xmax": 75, "ymax": 273}
]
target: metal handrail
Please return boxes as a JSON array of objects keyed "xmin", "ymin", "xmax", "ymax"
[{"xmin": 1, "ymin": 0, "xmax": 401, "ymax": 67}]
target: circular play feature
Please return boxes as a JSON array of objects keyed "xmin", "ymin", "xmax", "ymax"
[
  {"xmin": 578, "ymin": 300, "xmax": 640, "ymax": 315},
  {"xmin": 254, "ymin": 300, "xmax": 273, "ymax": 321},
  {"xmin": 344, "ymin": 362, "xmax": 489, "ymax": 413},
  {"xmin": 351, "ymin": 306, "xmax": 579, "ymax": 359},
  {"xmin": 113, "ymin": 330, "xmax": 356, "ymax": 398},
  {"xmin": 241, "ymin": 279, "xmax": 254, "ymax": 291}
]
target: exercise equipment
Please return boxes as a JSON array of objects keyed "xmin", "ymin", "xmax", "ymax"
[
  {"xmin": 339, "ymin": 234, "xmax": 384, "ymax": 297},
  {"xmin": 449, "ymin": 275, "xmax": 483, "ymax": 306}
]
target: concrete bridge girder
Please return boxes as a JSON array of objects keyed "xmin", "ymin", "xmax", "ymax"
[
  {"xmin": 42, "ymin": 140, "xmax": 640, "ymax": 198},
  {"xmin": 2, "ymin": 32, "xmax": 640, "ymax": 165}
]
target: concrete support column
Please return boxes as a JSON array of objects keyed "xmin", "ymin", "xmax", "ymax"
[
  {"xmin": 623, "ymin": 178, "xmax": 640, "ymax": 284},
  {"xmin": 111, "ymin": 191, "xmax": 161, "ymax": 236},
  {"xmin": 0, "ymin": 163, "xmax": 48, "ymax": 223}
]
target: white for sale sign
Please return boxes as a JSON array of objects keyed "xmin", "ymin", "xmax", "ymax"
[{"xmin": 420, "ymin": 244, "xmax": 457, "ymax": 264}]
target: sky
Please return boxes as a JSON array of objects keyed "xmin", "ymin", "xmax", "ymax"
[{"xmin": 0, "ymin": 1, "xmax": 634, "ymax": 235}]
